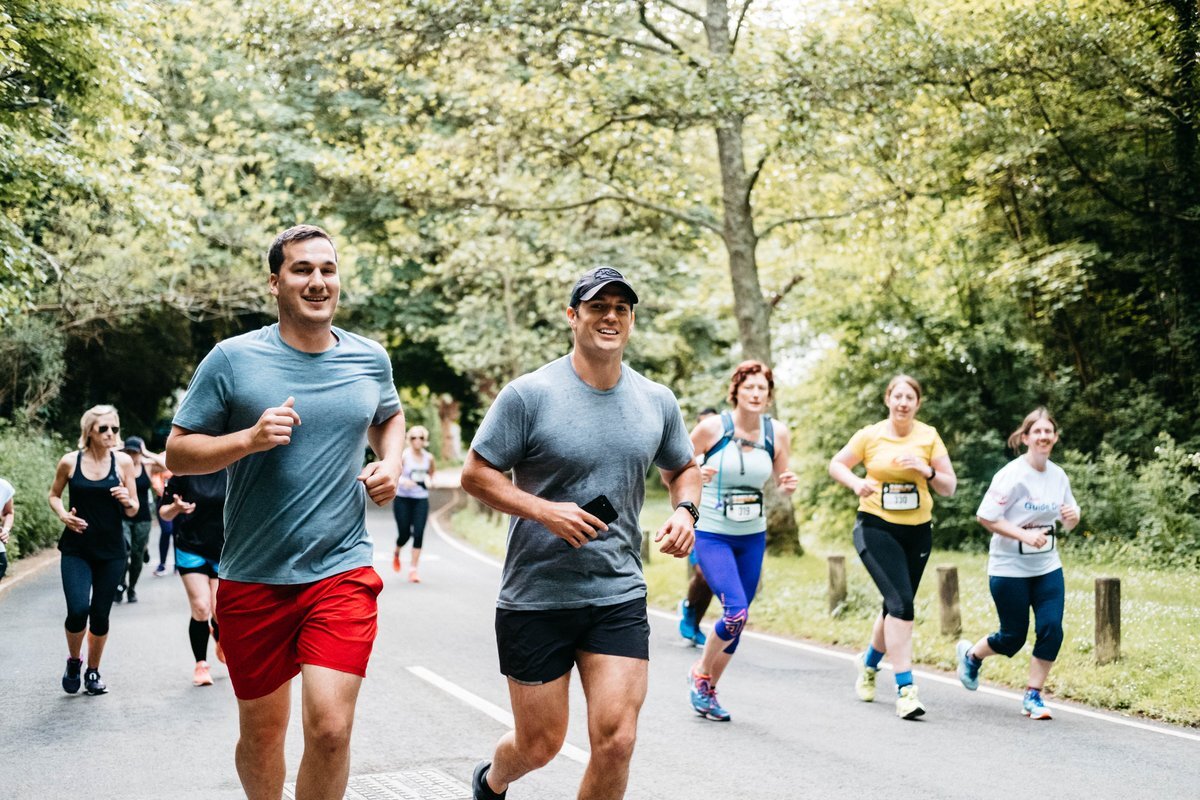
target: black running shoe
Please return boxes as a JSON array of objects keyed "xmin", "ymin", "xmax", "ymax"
[
  {"xmin": 84, "ymin": 668, "xmax": 107, "ymax": 695},
  {"xmin": 126, "ymin": 588, "xmax": 138, "ymax": 603},
  {"xmin": 113, "ymin": 585, "xmax": 125, "ymax": 604},
  {"xmin": 472, "ymin": 760, "xmax": 506, "ymax": 800},
  {"xmin": 62, "ymin": 657, "xmax": 83, "ymax": 694}
]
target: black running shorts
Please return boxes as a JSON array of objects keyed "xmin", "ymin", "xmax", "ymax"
[{"xmin": 494, "ymin": 597, "xmax": 650, "ymax": 685}]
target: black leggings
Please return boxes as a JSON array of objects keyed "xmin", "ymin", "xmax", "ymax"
[
  {"xmin": 853, "ymin": 512, "xmax": 932, "ymax": 622},
  {"xmin": 393, "ymin": 497, "xmax": 429, "ymax": 550},
  {"xmin": 61, "ymin": 553, "xmax": 126, "ymax": 636}
]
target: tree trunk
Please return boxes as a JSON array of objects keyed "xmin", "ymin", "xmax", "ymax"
[
  {"xmin": 704, "ymin": 0, "xmax": 800, "ymax": 554},
  {"xmin": 1170, "ymin": 0, "xmax": 1200, "ymax": 398}
]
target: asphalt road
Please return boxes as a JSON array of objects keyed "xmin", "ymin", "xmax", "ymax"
[{"xmin": 1, "ymin": 491, "xmax": 1196, "ymax": 800}]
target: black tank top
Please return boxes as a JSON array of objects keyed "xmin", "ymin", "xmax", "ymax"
[
  {"xmin": 132, "ymin": 463, "xmax": 153, "ymax": 522},
  {"xmin": 58, "ymin": 451, "xmax": 128, "ymax": 560}
]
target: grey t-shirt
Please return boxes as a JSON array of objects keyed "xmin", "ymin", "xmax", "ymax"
[
  {"xmin": 471, "ymin": 355, "xmax": 694, "ymax": 611},
  {"xmin": 173, "ymin": 324, "xmax": 401, "ymax": 584}
]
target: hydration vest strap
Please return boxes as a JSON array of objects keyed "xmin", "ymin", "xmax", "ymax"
[{"xmin": 703, "ymin": 411, "xmax": 774, "ymax": 462}]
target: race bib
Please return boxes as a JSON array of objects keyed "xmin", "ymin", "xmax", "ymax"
[
  {"xmin": 881, "ymin": 483, "xmax": 919, "ymax": 511},
  {"xmin": 410, "ymin": 469, "xmax": 428, "ymax": 487},
  {"xmin": 722, "ymin": 490, "xmax": 763, "ymax": 522}
]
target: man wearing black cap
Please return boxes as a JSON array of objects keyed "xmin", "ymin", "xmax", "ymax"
[
  {"xmin": 462, "ymin": 266, "xmax": 702, "ymax": 800},
  {"xmin": 116, "ymin": 436, "xmax": 155, "ymax": 603}
]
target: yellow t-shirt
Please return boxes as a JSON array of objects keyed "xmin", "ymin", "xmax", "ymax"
[{"xmin": 846, "ymin": 420, "xmax": 948, "ymax": 525}]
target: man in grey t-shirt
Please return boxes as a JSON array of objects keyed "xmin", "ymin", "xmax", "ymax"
[
  {"xmin": 167, "ymin": 225, "xmax": 406, "ymax": 800},
  {"xmin": 462, "ymin": 267, "xmax": 701, "ymax": 800}
]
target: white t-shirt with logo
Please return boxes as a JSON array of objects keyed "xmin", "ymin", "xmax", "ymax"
[{"xmin": 976, "ymin": 457, "xmax": 1075, "ymax": 578}]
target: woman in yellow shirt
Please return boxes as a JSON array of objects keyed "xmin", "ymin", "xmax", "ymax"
[{"xmin": 829, "ymin": 375, "xmax": 957, "ymax": 719}]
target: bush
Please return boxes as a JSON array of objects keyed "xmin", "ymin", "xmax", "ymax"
[
  {"xmin": 0, "ymin": 420, "xmax": 67, "ymax": 560},
  {"xmin": 1062, "ymin": 436, "xmax": 1200, "ymax": 569}
]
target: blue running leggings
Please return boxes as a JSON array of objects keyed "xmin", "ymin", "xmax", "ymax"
[
  {"xmin": 987, "ymin": 568, "xmax": 1065, "ymax": 661},
  {"xmin": 693, "ymin": 530, "xmax": 766, "ymax": 654}
]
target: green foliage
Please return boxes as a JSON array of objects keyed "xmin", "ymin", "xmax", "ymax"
[{"xmin": 0, "ymin": 420, "xmax": 66, "ymax": 557}]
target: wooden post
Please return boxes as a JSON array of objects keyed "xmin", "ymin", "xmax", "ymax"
[
  {"xmin": 827, "ymin": 555, "xmax": 846, "ymax": 614},
  {"xmin": 640, "ymin": 529, "xmax": 651, "ymax": 565},
  {"xmin": 937, "ymin": 566, "xmax": 962, "ymax": 636},
  {"xmin": 1095, "ymin": 577, "xmax": 1121, "ymax": 664}
]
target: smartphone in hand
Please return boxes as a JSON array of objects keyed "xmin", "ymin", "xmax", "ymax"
[{"xmin": 581, "ymin": 494, "xmax": 618, "ymax": 525}]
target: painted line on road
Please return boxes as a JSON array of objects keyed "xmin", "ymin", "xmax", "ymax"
[
  {"xmin": 433, "ymin": 497, "xmax": 1200, "ymax": 744},
  {"xmin": 430, "ymin": 502, "xmax": 504, "ymax": 569},
  {"xmin": 406, "ymin": 665, "xmax": 590, "ymax": 764}
]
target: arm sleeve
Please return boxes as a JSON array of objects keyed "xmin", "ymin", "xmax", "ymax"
[
  {"xmin": 976, "ymin": 467, "xmax": 1021, "ymax": 521},
  {"xmin": 846, "ymin": 426, "xmax": 870, "ymax": 461},
  {"xmin": 172, "ymin": 347, "xmax": 235, "ymax": 435},
  {"xmin": 469, "ymin": 384, "xmax": 528, "ymax": 472},
  {"xmin": 930, "ymin": 430, "xmax": 949, "ymax": 460},
  {"xmin": 372, "ymin": 346, "xmax": 403, "ymax": 426},
  {"xmin": 654, "ymin": 393, "xmax": 695, "ymax": 471}
]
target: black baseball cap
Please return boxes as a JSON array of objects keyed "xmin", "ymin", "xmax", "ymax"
[
  {"xmin": 120, "ymin": 435, "xmax": 145, "ymax": 453},
  {"xmin": 569, "ymin": 266, "xmax": 639, "ymax": 307}
]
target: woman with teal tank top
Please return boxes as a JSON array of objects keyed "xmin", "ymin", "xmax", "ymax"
[
  {"xmin": 47, "ymin": 404, "xmax": 141, "ymax": 695},
  {"xmin": 687, "ymin": 361, "xmax": 798, "ymax": 721}
]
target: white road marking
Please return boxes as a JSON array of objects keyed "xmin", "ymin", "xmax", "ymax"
[
  {"xmin": 406, "ymin": 665, "xmax": 590, "ymax": 764},
  {"xmin": 432, "ymin": 498, "xmax": 1200, "ymax": 744}
]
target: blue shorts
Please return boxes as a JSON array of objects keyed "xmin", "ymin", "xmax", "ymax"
[{"xmin": 176, "ymin": 548, "xmax": 220, "ymax": 579}]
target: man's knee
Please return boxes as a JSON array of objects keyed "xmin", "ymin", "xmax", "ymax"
[
  {"xmin": 590, "ymin": 723, "xmax": 637, "ymax": 766},
  {"xmin": 304, "ymin": 714, "xmax": 354, "ymax": 756},
  {"xmin": 513, "ymin": 727, "xmax": 567, "ymax": 770}
]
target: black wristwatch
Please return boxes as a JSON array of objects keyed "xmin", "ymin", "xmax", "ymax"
[{"xmin": 676, "ymin": 501, "xmax": 700, "ymax": 526}]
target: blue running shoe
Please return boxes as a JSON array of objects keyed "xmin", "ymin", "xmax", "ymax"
[
  {"xmin": 689, "ymin": 663, "xmax": 712, "ymax": 716},
  {"xmin": 62, "ymin": 657, "xmax": 82, "ymax": 694},
  {"xmin": 704, "ymin": 686, "xmax": 732, "ymax": 722},
  {"xmin": 1022, "ymin": 689, "xmax": 1052, "ymax": 720},
  {"xmin": 692, "ymin": 626, "xmax": 707, "ymax": 646},
  {"xmin": 678, "ymin": 600, "xmax": 698, "ymax": 643},
  {"xmin": 956, "ymin": 639, "xmax": 980, "ymax": 691}
]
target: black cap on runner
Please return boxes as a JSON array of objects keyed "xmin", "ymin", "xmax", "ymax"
[{"xmin": 569, "ymin": 267, "xmax": 639, "ymax": 308}]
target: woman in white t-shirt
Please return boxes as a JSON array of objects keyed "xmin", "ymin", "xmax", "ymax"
[
  {"xmin": 391, "ymin": 425, "xmax": 436, "ymax": 583},
  {"xmin": 954, "ymin": 407, "xmax": 1081, "ymax": 720}
]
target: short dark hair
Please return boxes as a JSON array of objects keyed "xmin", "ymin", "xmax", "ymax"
[{"xmin": 267, "ymin": 225, "xmax": 336, "ymax": 275}]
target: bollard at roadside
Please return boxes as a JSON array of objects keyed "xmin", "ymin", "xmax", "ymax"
[
  {"xmin": 937, "ymin": 565, "xmax": 962, "ymax": 636},
  {"xmin": 827, "ymin": 555, "xmax": 846, "ymax": 614},
  {"xmin": 1095, "ymin": 577, "xmax": 1121, "ymax": 664}
]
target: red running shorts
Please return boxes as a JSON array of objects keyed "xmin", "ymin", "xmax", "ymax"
[{"xmin": 216, "ymin": 566, "xmax": 384, "ymax": 700}]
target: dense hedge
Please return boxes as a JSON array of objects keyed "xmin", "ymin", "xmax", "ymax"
[{"xmin": 0, "ymin": 421, "xmax": 66, "ymax": 561}]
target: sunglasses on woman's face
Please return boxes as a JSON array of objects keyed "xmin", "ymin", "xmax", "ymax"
[
  {"xmin": 409, "ymin": 435, "xmax": 427, "ymax": 440},
  {"xmin": 97, "ymin": 425, "xmax": 120, "ymax": 434}
]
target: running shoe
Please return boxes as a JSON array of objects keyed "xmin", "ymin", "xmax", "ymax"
[
  {"xmin": 126, "ymin": 587, "xmax": 138, "ymax": 603},
  {"xmin": 692, "ymin": 627, "xmax": 707, "ymax": 647},
  {"xmin": 678, "ymin": 600, "xmax": 698, "ymax": 643},
  {"xmin": 704, "ymin": 686, "xmax": 732, "ymax": 722},
  {"xmin": 472, "ymin": 759, "xmax": 506, "ymax": 800},
  {"xmin": 392, "ymin": 550, "xmax": 401, "ymax": 573},
  {"xmin": 153, "ymin": 564, "xmax": 167, "ymax": 577},
  {"xmin": 113, "ymin": 584, "xmax": 125, "ymax": 604},
  {"xmin": 688, "ymin": 663, "xmax": 712, "ymax": 716},
  {"xmin": 62, "ymin": 657, "xmax": 83, "ymax": 694},
  {"xmin": 854, "ymin": 650, "xmax": 878, "ymax": 702},
  {"xmin": 895, "ymin": 684, "xmax": 925, "ymax": 719},
  {"xmin": 193, "ymin": 661, "xmax": 214, "ymax": 687},
  {"xmin": 1022, "ymin": 689, "xmax": 1052, "ymax": 720},
  {"xmin": 408, "ymin": 567, "xmax": 421, "ymax": 583},
  {"xmin": 956, "ymin": 639, "xmax": 980, "ymax": 691},
  {"xmin": 84, "ymin": 668, "xmax": 107, "ymax": 695}
]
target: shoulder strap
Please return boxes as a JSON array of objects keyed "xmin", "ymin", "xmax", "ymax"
[
  {"xmin": 762, "ymin": 414, "xmax": 775, "ymax": 461},
  {"xmin": 702, "ymin": 410, "xmax": 736, "ymax": 463}
]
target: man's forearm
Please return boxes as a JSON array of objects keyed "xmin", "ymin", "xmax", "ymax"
[
  {"xmin": 461, "ymin": 452, "xmax": 548, "ymax": 522},
  {"xmin": 166, "ymin": 427, "xmax": 253, "ymax": 475},
  {"xmin": 665, "ymin": 462, "xmax": 701, "ymax": 507},
  {"xmin": 367, "ymin": 409, "xmax": 406, "ymax": 466}
]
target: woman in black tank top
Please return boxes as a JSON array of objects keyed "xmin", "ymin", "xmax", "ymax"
[{"xmin": 48, "ymin": 404, "xmax": 141, "ymax": 695}]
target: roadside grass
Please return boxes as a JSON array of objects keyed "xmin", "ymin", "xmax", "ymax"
[{"xmin": 450, "ymin": 494, "xmax": 1200, "ymax": 726}]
